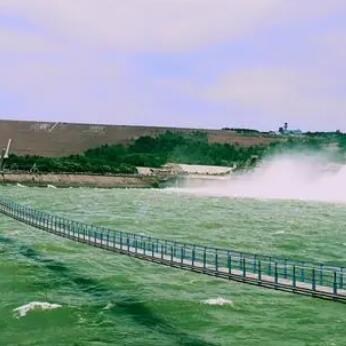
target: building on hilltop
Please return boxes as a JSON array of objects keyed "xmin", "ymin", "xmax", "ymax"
[{"xmin": 278, "ymin": 122, "xmax": 302, "ymax": 135}]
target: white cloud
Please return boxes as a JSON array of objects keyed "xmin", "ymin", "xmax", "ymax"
[
  {"xmin": 1, "ymin": 0, "xmax": 346, "ymax": 130},
  {"xmin": 317, "ymin": 31, "xmax": 346, "ymax": 63},
  {"xmin": 0, "ymin": 29, "xmax": 58, "ymax": 53},
  {"xmin": 204, "ymin": 67, "xmax": 346, "ymax": 130},
  {"xmin": 0, "ymin": 50, "xmax": 167, "ymax": 124},
  {"xmin": 1, "ymin": 0, "xmax": 343, "ymax": 52},
  {"xmin": 0, "ymin": 0, "xmax": 290, "ymax": 51}
]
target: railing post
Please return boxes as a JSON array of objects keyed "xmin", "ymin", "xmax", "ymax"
[
  {"xmin": 301, "ymin": 262, "xmax": 305, "ymax": 282},
  {"xmin": 312, "ymin": 268, "xmax": 316, "ymax": 291},
  {"xmin": 293, "ymin": 265, "xmax": 296, "ymax": 288},
  {"xmin": 274, "ymin": 262, "xmax": 278, "ymax": 287},
  {"xmin": 242, "ymin": 258, "xmax": 246, "ymax": 278},
  {"xmin": 203, "ymin": 247, "xmax": 207, "ymax": 271},
  {"xmin": 192, "ymin": 245, "xmax": 196, "ymax": 267},
  {"xmin": 173, "ymin": 241, "xmax": 176, "ymax": 258},
  {"xmin": 170, "ymin": 245, "xmax": 173, "ymax": 263},
  {"xmin": 333, "ymin": 271, "xmax": 338, "ymax": 295},
  {"xmin": 215, "ymin": 250, "xmax": 219, "ymax": 272},
  {"xmin": 86, "ymin": 225, "xmax": 90, "ymax": 245},
  {"xmin": 340, "ymin": 268, "xmax": 344, "ymax": 289},
  {"xmin": 140, "ymin": 235, "xmax": 143, "ymax": 250},
  {"xmin": 258, "ymin": 260, "xmax": 262, "ymax": 282},
  {"xmin": 268, "ymin": 257, "xmax": 272, "ymax": 275},
  {"xmin": 66, "ymin": 216, "xmax": 69, "ymax": 238},
  {"xmin": 89, "ymin": 228, "xmax": 95, "ymax": 245},
  {"xmin": 227, "ymin": 251, "xmax": 231, "ymax": 275},
  {"xmin": 91, "ymin": 228, "xmax": 95, "ymax": 246}
]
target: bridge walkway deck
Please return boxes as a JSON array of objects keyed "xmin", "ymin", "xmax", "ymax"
[{"xmin": 0, "ymin": 196, "xmax": 345, "ymax": 302}]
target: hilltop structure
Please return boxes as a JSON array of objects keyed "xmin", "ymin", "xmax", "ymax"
[{"xmin": 278, "ymin": 122, "xmax": 302, "ymax": 135}]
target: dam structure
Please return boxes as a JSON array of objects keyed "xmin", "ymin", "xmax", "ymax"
[{"xmin": 0, "ymin": 196, "xmax": 345, "ymax": 302}]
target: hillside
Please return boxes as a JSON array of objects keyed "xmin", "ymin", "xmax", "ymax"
[{"xmin": 0, "ymin": 119, "xmax": 279, "ymax": 157}]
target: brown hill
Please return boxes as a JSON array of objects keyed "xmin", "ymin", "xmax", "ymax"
[{"xmin": 0, "ymin": 119, "xmax": 279, "ymax": 157}]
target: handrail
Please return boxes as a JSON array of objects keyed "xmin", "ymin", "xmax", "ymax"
[{"xmin": 0, "ymin": 195, "xmax": 345, "ymax": 301}]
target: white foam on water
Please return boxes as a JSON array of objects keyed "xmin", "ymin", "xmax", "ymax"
[
  {"xmin": 169, "ymin": 153, "xmax": 346, "ymax": 203},
  {"xmin": 103, "ymin": 302, "xmax": 115, "ymax": 310},
  {"xmin": 13, "ymin": 301, "xmax": 62, "ymax": 318},
  {"xmin": 274, "ymin": 230, "xmax": 285, "ymax": 235},
  {"xmin": 16, "ymin": 183, "xmax": 25, "ymax": 188},
  {"xmin": 202, "ymin": 297, "xmax": 233, "ymax": 306}
]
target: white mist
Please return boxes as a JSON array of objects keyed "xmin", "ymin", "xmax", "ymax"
[{"xmin": 171, "ymin": 153, "xmax": 346, "ymax": 203}]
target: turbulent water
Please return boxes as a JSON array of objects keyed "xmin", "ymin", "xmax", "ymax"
[
  {"xmin": 172, "ymin": 154, "xmax": 346, "ymax": 203},
  {"xmin": 1, "ymin": 185, "xmax": 346, "ymax": 345}
]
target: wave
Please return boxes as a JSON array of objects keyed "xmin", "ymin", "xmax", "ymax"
[
  {"xmin": 201, "ymin": 297, "xmax": 233, "ymax": 306},
  {"xmin": 103, "ymin": 302, "xmax": 115, "ymax": 310},
  {"xmin": 13, "ymin": 301, "xmax": 62, "ymax": 318},
  {"xmin": 169, "ymin": 153, "xmax": 346, "ymax": 203}
]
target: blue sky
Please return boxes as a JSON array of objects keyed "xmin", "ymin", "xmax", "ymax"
[{"xmin": 1, "ymin": 0, "xmax": 346, "ymax": 131}]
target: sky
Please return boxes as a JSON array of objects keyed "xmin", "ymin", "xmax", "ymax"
[{"xmin": 0, "ymin": 0, "xmax": 346, "ymax": 131}]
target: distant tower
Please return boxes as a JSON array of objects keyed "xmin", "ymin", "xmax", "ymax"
[{"xmin": 284, "ymin": 122, "xmax": 288, "ymax": 131}]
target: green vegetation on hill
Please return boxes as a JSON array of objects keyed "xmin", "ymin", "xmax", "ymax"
[
  {"xmin": 5, "ymin": 130, "xmax": 346, "ymax": 174},
  {"xmin": 265, "ymin": 131, "xmax": 346, "ymax": 160}
]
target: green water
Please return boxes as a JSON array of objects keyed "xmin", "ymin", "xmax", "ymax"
[{"xmin": 0, "ymin": 185, "xmax": 346, "ymax": 346}]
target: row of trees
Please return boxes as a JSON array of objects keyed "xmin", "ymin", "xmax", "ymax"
[
  {"xmin": 6, "ymin": 130, "xmax": 346, "ymax": 174},
  {"xmin": 6, "ymin": 154, "xmax": 137, "ymax": 174},
  {"xmin": 84, "ymin": 131, "xmax": 266, "ymax": 169}
]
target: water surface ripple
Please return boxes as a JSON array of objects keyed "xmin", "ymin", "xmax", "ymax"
[{"xmin": 1, "ymin": 186, "xmax": 346, "ymax": 346}]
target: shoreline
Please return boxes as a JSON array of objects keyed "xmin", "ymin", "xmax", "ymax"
[
  {"xmin": 0, "ymin": 164, "xmax": 234, "ymax": 189},
  {"xmin": 0, "ymin": 172, "xmax": 165, "ymax": 189}
]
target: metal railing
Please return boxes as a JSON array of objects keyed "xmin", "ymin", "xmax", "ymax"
[{"xmin": 0, "ymin": 195, "xmax": 345, "ymax": 301}]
